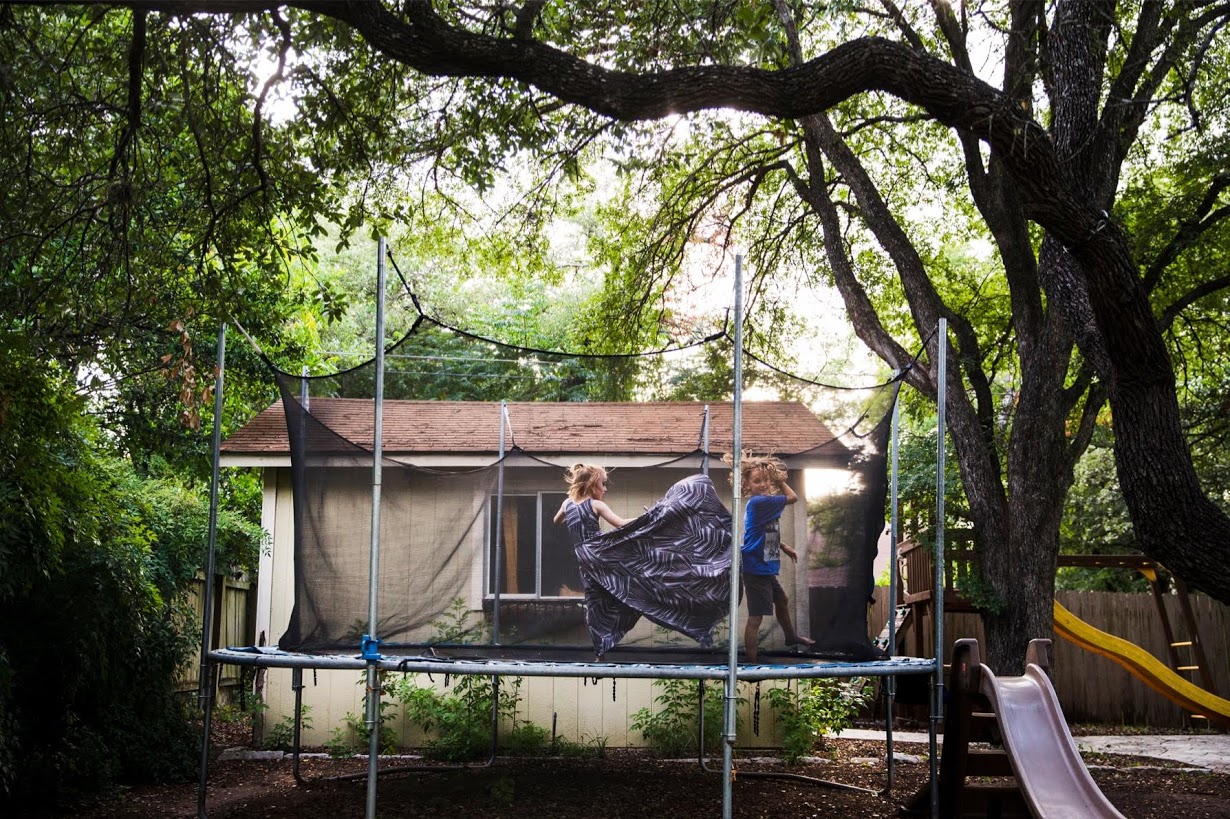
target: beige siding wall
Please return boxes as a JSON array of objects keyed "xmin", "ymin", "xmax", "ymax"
[{"xmin": 253, "ymin": 465, "xmax": 811, "ymax": 749}]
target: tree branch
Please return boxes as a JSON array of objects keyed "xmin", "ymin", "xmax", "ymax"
[
  {"xmin": 1142, "ymin": 173, "xmax": 1230, "ymax": 292},
  {"xmin": 108, "ymin": 7, "xmax": 146, "ymax": 180},
  {"xmin": 1158, "ymin": 273, "xmax": 1230, "ymax": 334}
]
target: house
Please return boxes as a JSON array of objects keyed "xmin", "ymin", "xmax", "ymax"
[{"xmin": 220, "ymin": 399, "xmax": 854, "ymax": 748}]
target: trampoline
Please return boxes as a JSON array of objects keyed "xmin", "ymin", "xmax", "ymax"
[{"xmin": 196, "ymin": 244, "xmax": 949, "ymax": 819}]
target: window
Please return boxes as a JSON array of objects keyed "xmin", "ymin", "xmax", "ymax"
[{"xmin": 486, "ymin": 492, "xmax": 583, "ymax": 599}]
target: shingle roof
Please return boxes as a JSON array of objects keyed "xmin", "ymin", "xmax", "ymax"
[{"xmin": 222, "ymin": 399, "xmax": 849, "ymax": 461}]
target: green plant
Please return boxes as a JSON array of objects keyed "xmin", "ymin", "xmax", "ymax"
[
  {"xmin": 325, "ymin": 727, "xmax": 357, "ymax": 759},
  {"xmin": 391, "ymin": 598, "xmax": 555, "ymax": 761},
  {"xmin": 394, "ymin": 673, "xmax": 525, "ymax": 761},
  {"xmin": 325, "ymin": 705, "xmax": 400, "ymax": 758},
  {"xmin": 767, "ymin": 679, "xmax": 874, "ymax": 764},
  {"xmin": 631, "ymin": 679, "xmax": 734, "ymax": 758},
  {"xmin": 552, "ymin": 733, "xmax": 608, "ymax": 759},
  {"xmin": 431, "ymin": 597, "xmax": 493, "ymax": 644},
  {"xmin": 262, "ymin": 707, "xmax": 311, "ymax": 752},
  {"xmin": 503, "ymin": 722, "xmax": 549, "ymax": 756}
]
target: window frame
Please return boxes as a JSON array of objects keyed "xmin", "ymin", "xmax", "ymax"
[{"xmin": 484, "ymin": 490, "xmax": 580, "ymax": 600}]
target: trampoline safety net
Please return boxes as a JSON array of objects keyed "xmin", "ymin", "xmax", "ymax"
[{"xmin": 271, "ymin": 338, "xmax": 900, "ymax": 664}]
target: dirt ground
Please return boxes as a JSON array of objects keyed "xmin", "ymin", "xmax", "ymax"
[{"xmin": 44, "ymin": 734, "xmax": 1230, "ymax": 819}]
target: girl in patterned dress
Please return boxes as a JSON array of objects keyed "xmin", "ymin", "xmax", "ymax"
[
  {"xmin": 553, "ymin": 464, "xmax": 631, "ymax": 659},
  {"xmin": 552, "ymin": 463, "xmax": 630, "ymax": 536}
]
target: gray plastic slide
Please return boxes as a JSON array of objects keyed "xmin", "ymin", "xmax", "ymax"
[{"xmin": 979, "ymin": 663, "xmax": 1127, "ymax": 819}]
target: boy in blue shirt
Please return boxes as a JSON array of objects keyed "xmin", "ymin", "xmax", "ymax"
[{"xmin": 738, "ymin": 455, "xmax": 815, "ymax": 663}]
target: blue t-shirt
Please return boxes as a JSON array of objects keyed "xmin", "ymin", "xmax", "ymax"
[{"xmin": 742, "ymin": 494, "xmax": 788, "ymax": 576}]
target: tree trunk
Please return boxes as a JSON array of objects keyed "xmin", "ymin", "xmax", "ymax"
[{"xmin": 984, "ymin": 315, "xmax": 1074, "ymax": 674}]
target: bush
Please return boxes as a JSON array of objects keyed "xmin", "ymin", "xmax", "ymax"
[
  {"xmin": 767, "ymin": 679, "xmax": 874, "ymax": 764},
  {"xmin": 0, "ymin": 338, "xmax": 260, "ymax": 807},
  {"xmin": 263, "ymin": 706, "xmax": 311, "ymax": 752},
  {"xmin": 395, "ymin": 673, "xmax": 522, "ymax": 761},
  {"xmin": 632, "ymin": 679, "xmax": 733, "ymax": 758}
]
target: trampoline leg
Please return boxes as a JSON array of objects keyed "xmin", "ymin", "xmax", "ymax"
[
  {"xmin": 488, "ymin": 674, "xmax": 500, "ymax": 765},
  {"xmin": 697, "ymin": 679, "xmax": 718, "ymax": 772},
  {"xmin": 196, "ymin": 661, "xmax": 217, "ymax": 819},
  {"xmin": 292, "ymin": 668, "xmax": 305, "ymax": 785}
]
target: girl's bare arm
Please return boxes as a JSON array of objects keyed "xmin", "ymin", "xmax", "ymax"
[{"xmin": 592, "ymin": 500, "xmax": 630, "ymax": 529}]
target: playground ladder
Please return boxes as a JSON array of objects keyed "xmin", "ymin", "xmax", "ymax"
[
  {"xmin": 1059, "ymin": 554, "xmax": 1218, "ymax": 719},
  {"xmin": 873, "ymin": 604, "xmax": 911, "ymax": 654}
]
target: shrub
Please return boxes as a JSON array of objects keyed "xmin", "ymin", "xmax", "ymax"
[
  {"xmin": 632, "ymin": 679, "xmax": 733, "ymax": 757},
  {"xmin": 0, "ymin": 338, "xmax": 260, "ymax": 808},
  {"xmin": 767, "ymin": 678, "xmax": 874, "ymax": 764}
]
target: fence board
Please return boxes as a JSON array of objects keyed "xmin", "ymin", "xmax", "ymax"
[
  {"xmin": 869, "ymin": 586, "xmax": 1229, "ymax": 728},
  {"xmin": 179, "ymin": 574, "xmax": 253, "ymax": 694}
]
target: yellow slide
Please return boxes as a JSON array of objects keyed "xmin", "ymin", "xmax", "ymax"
[{"xmin": 1053, "ymin": 599, "xmax": 1230, "ymax": 728}]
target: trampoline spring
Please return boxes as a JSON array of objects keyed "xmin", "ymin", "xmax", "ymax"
[{"xmin": 612, "ymin": 679, "xmax": 616, "ymax": 701}]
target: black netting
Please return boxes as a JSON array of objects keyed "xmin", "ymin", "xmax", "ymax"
[{"xmin": 270, "ymin": 321, "xmax": 902, "ymax": 662}]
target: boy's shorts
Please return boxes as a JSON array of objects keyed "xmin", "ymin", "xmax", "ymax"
[{"xmin": 743, "ymin": 574, "xmax": 784, "ymax": 616}]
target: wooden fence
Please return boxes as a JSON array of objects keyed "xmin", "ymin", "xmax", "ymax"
[
  {"xmin": 178, "ymin": 573, "xmax": 253, "ymax": 696},
  {"xmin": 869, "ymin": 586, "xmax": 1230, "ymax": 728}
]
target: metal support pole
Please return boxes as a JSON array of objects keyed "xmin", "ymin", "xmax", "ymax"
[
  {"xmin": 291, "ymin": 667, "xmax": 305, "ymax": 784},
  {"xmin": 196, "ymin": 322, "xmax": 226, "ymax": 819},
  {"xmin": 930, "ymin": 318, "xmax": 948, "ymax": 819},
  {"xmin": 722, "ymin": 255, "xmax": 746, "ymax": 819},
  {"xmin": 364, "ymin": 239, "xmax": 388, "ymax": 819},
  {"xmin": 490, "ymin": 402, "xmax": 510, "ymax": 760},
  {"xmin": 886, "ymin": 376, "xmax": 901, "ymax": 788},
  {"xmin": 701, "ymin": 404, "xmax": 711, "ymax": 475},
  {"xmin": 493, "ymin": 402, "xmax": 507, "ymax": 643}
]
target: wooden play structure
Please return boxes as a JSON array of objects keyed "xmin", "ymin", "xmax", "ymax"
[
  {"xmin": 904, "ymin": 638, "xmax": 1127, "ymax": 818},
  {"xmin": 893, "ymin": 537, "xmax": 1229, "ymax": 727}
]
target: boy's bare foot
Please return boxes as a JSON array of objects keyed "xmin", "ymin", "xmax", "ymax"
[{"xmin": 784, "ymin": 634, "xmax": 816, "ymax": 648}]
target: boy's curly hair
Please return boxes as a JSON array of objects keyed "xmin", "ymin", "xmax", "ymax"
[{"xmin": 721, "ymin": 451, "xmax": 787, "ymax": 486}]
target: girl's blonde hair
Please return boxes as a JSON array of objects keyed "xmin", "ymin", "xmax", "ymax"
[
  {"xmin": 563, "ymin": 463, "xmax": 609, "ymax": 502},
  {"xmin": 722, "ymin": 451, "xmax": 787, "ymax": 487}
]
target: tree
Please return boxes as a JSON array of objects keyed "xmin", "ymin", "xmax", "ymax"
[
  {"xmin": 4, "ymin": 2, "xmax": 1229, "ymax": 670},
  {"xmin": 0, "ymin": 336, "xmax": 262, "ymax": 805}
]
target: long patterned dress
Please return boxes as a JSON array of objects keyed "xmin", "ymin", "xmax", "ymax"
[
  {"xmin": 560, "ymin": 497, "xmax": 642, "ymax": 657},
  {"xmin": 571, "ymin": 474, "xmax": 733, "ymax": 657}
]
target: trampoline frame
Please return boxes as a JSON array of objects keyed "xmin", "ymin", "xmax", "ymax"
[{"xmin": 195, "ymin": 247, "xmax": 949, "ymax": 819}]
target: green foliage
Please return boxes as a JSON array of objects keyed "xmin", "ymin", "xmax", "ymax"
[
  {"xmin": 631, "ymin": 679, "xmax": 733, "ymax": 758},
  {"xmin": 892, "ymin": 412, "xmax": 970, "ymax": 537},
  {"xmin": 0, "ymin": 337, "xmax": 259, "ymax": 807},
  {"xmin": 766, "ymin": 679, "xmax": 873, "ymax": 764},
  {"xmin": 322, "ymin": 676, "xmax": 399, "ymax": 758},
  {"xmin": 393, "ymin": 673, "xmax": 522, "ymax": 762},
  {"xmin": 325, "ymin": 727, "xmax": 359, "ymax": 759},
  {"xmin": 389, "ymin": 602, "xmax": 591, "ymax": 760},
  {"xmin": 324, "ymin": 672, "xmax": 401, "ymax": 757},
  {"xmin": 1057, "ymin": 440, "xmax": 1149, "ymax": 592},
  {"xmin": 429, "ymin": 597, "xmax": 492, "ymax": 645},
  {"xmin": 262, "ymin": 706, "xmax": 311, "ymax": 752},
  {"xmin": 391, "ymin": 601, "xmax": 507, "ymax": 760}
]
